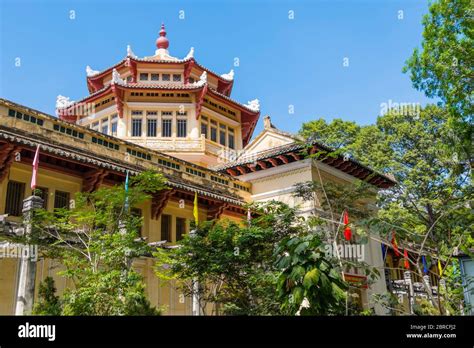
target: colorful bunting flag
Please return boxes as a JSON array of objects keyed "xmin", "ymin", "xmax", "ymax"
[
  {"xmin": 391, "ymin": 231, "xmax": 400, "ymax": 257},
  {"xmin": 343, "ymin": 210, "xmax": 352, "ymax": 241},
  {"xmin": 404, "ymin": 249, "xmax": 410, "ymax": 269},
  {"xmin": 124, "ymin": 170, "xmax": 129, "ymax": 211},
  {"xmin": 30, "ymin": 145, "xmax": 40, "ymax": 191},
  {"xmin": 193, "ymin": 192, "xmax": 199, "ymax": 225},
  {"xmin": 422, "ymin": 255, "xmax": 429, "ymax": 274}
]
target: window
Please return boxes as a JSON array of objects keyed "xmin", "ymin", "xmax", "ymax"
[
  {"xmin": 161, "ymin": 214, "xmax": 171, "ymax": 242},
  {"xmin": 176, "ymin": 217, "xmax": 186, "ymax": 241},
  {"xmin": 210, "ymin": 120, "xmax": 217, "ymax": 142},
  {"xmin": 140, "ymin": 73, "xmax": 148, "ymax": 81},
  {"xmin": 54, "ymin": 191, "xmax": 70, "ymax": 210},
  {"xmin": 111, "ymin": 115, "xmax": 118, "ymax": 136},
  {"xmin": 162, "ymin": 119, "xmax": 172, "ymax": 137},
  {"xmin": 5, "ymin": 181, "xmax": 25, "ymax": 216},
  {"xmin": 177, "ymin": 119, "xmax": 187, "ymax": 138},
  {"xmin": 189, "ymin": 77, "xmax": 195, "ymax": 83},
  {"xmin": 173, "ymin": 74, "xmax": 182, "ymax": 82},
  {"xmin": 147, "ymin": 118, "xmax": 157, "ymax": 137},
  {"xmin": 162, "ymin": 74, "xmax": 170, "ymax": 81},
  {"xmin": 126, "ymin": 76, "xmax": 133, "ymax": 83},
  {"xmin": 201, "ymin": 122, "xmax": 208, "ymax": 138},
  {"xmin": 91, "ymin": 122, "xmax": 99, "ymax": 131},
  {"xmin": 101, "ymin": 118, "xmax": 109, "ymax": 135},
  {"xmin": 132, "ymin": 118, "xmax": 142, "ymax": 137},
  {"xmin": 151, "ymin": 73, "xmax": 159, "ymax": 81},
  {"xmin": 219, "ymin": 124, "xmax": 226, "ymax": 146},
  {"xmin": 35, "ymin": 187, "xmax": 48, "ymax": 209},
  {"xmin": 228, "ymin": 128, "xmax": 235, "ymax": 149}
]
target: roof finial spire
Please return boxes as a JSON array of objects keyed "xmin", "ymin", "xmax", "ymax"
[{"xmin": 156, "ymin": 23, "xmax": 169, "ymax": 50}]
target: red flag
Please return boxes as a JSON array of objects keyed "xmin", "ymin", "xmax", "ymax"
[
  {"xmin": 404, "ymin": 249, "xmax": 410, "ymax": 269},
  {"xmin": 343, "ymin": 210, "xmax": 352, "ymax": 241},
  {"xmin": 30, "ymin": 145, "xmax": 40, "ymax": 190},
  {"xmin": 391, "ymin": 231, "xmax": 400, "ymax": 257}
]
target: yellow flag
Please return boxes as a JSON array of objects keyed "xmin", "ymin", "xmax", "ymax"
[
  {"xmin": 193, "ymin": 192, "xmax": 198, "ymax": 225},
  {"xmin": 438, "ymin": 260, "xmax": 443, "ymax": 277}
]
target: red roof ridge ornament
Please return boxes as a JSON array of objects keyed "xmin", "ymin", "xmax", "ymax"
[{"xmin": 156, "ymin": 23, "xmax": 169, "ymax": 50}]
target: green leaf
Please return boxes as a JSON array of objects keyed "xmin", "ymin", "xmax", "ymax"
[{"xmin": 303, "ymin": 268, "xmax": 320, "ymax": 289}]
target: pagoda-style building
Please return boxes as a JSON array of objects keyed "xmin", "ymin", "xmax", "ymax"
[
  {"xmin": 57, "ymin": 24, "xmax": 260, "ymax": 167},
  {"xmin": 0, "ymin": 25, "xmax": 406, "ymax": 315}
]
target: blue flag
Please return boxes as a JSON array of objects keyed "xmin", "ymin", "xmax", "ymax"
[
  {"xmin": 124, "ymin": 170, "xmax": 129, "ymax": 211},
  {"xmin": 422, "ymin": 255, "xmax": 429, "ymax": 274}
]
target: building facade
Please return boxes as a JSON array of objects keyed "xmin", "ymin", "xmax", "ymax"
[{"xmin": 0, "ymin": 25, "xmax": 397, "ymax": 315}]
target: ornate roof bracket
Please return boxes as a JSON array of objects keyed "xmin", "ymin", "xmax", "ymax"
[
  {"xmin": 183, "ymin": 59, "xmax": 195, "ymax": 84},
  {"xmin": 0, "ymin": 144, "xmax": 20, "ymax": 182},
  {"xmin": 195, "ymin": 84, "xmax": 208, "ymax": 120},
  {"xmin": 207, "ymin": 202, "xmax": 229, "ymax": 221},
  {"xmin": 82, "ymin": 169, "xmax": 109, "ymax": 193},
  {"xmin": 111, "ymin": 84, "xmax": 125, "ymax": 118},
  {"xmin": 125, "ymin": 57, "xmax": 137, "ymax": 83},
  {"xmin": 267, "ymin": 158, "xmax": 278, "ymax": 167},
  {"xmin": 226, "ymin": 168, "xmax": 238, "ymax": 176},
  {"xmin": 87, "ymin": 76, "xmax": 104, "ymax": 93},
  {"xmin": 151, "ymin": 189, "xmax": 175, "ymax": 220},
  {"xmin": 257, "ymin": 161, "xmax": 268, "ymax": 170},
  {"xmin": 236, "ymin": 166, "xmax": 247, "ymax": 175},
  {"xmin": 277, "ymin": 155, "xmax": 289, "ymax": 164}
]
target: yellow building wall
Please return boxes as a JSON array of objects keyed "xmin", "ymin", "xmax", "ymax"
[{"xmin": 0, "ymin": 161, "xmax": 243, "ymax": 315}]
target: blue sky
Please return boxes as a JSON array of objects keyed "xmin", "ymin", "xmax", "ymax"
[{"xmin": 0, "ymin": 0, "xmax": 432, "ymax": 135}]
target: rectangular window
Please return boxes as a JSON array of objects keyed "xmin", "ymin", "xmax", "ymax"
[
  {"xmin": 139, "ymin": 73, "xmax": 148, "ymax": 81},
  {"xmin": 101, "ymin": 118, "xmax": 109, "ymax": 135},
  {"xmin": 5, "ymin": 181, "xmax": 25, "ymax": 216},
  {"xmin": 201, "ymin": 122, "xmax": 208, "ymax": 138},
  {"xmin": 91, "ymin": 122, "xmax": 99, "ymax": 131},
  {"xmin": 161, "ymin": 214, "xmax": 171, "ymax": 242},
  {"xmin": 173, "ymin": 74, "xmax": 182, "ymax": 82},
  {"xmin": 111, "ymin": 122, "xmax": 118, "ymax": 136},
  {"xmin": 132, "ymin": 118, "xmax": 142, "ymax": 137},
  {"xmin": 36, "ymin": 187, "xmax": 49, "ymax": 209},
  {"xmin": 147, "ymin": 118, "xmax": 157, "ymax": 137},
  {"xmin": 228, "ymin": 128, "xmax": 235, "ymax": 149},
  {"xmin": 210, "ymin": 120, "xmax": 217, "ymax": 142},
  {"xmin": 54, "ymin": 190, "xmax": 70, "ymax": 210},
  {"xmin": 150, "ymin": 73, "xmax": 159, "ymax": 81},
  {"xmin": 162, "ymin": 74, "xmax": 170, "ymax": 81},
  {"xmin": 177, "ymin": 119, "xmax": 187, "ymax": 138},
  {"xmin": 176, "ymin": 217, "xmax": 186, "ymax": 241},
  {"xmin": 219, "ymin": 124, "xmax": 226, "ymax": 146},
  {"xmin": 162, "ymin": 119, "xmax": 172, "ymax": 137}
]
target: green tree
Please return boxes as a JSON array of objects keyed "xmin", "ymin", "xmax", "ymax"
[
  {"xmin": 32, "ymin": 171, "xmax": 166, "ymax": 315},
  {"xmin": 299, "ymin": 118, "xmax": 361, "ymax": 151},
  {"xmin": 155, "ymin": 216, "xmax": 282, "ymax": 315},
  {"xmin": 299, "ymin": 105, "xmax": 473, "ymax": 314},
  {"xmin": 155, "ymin": 201, "xmax": 348, "ymax": 315},
  {"xmin": 32, "ymin": 277, "xmax": 62, "ymax": 315},
  {"xmin": 403, "ymin": 0, "xmax": 473, "ymax": 157}
]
